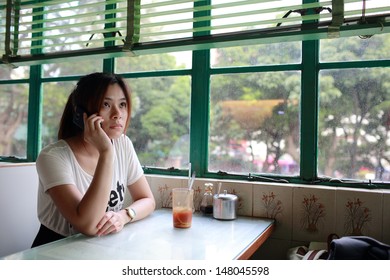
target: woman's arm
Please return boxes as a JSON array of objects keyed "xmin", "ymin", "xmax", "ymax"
[
  {"xmin": 125, "ymin": 175, "xmax": 156, "ymax": 222},
  {"xmin": 47, "ymin": 114, "xmax": 115, "ymax": 236},
  {"xmin": 96, "ymin": 175, "xmax": 156, "ymax": 236},
  {"xmin": 47, "ymin": 148, "xmax": 114, "ymax": 236}
]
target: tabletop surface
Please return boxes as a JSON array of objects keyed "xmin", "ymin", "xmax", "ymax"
[{"xmin": 2, "ymin": 209, "xmax": 274, "ymax": 260}]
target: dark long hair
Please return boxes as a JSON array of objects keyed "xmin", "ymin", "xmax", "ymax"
[{"xmin": 58, "ymin": 72, "xmax": 132, "ymax": 140}]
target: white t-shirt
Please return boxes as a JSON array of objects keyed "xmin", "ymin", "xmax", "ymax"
[{"xmin": 36, "ymin": 134, "xmax": 143, "ymax": 236}]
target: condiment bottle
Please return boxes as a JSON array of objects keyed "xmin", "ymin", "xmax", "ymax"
[{"xmin": 200, "ymin": 183, "xmax": 213, "ymax": 214}]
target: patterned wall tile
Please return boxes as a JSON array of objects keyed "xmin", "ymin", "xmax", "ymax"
[
  {"xmin": 181, "ymin": 178, "xmax": 220, "ymax": 213},
  {"xmin": 212, "ymin": 180, "xmax": 253, "ymax": 217},
  {"xmin": 253, "ymin": 183, "xmax": 293, "ymax": 240},
  {"xmin": 147, "ymin": 175, "xmax": 182, "ymax": 209},
  {"xmin": 383, "ymin": 190, "xmax": 390, "ymax": 244},
  {"xmin": 292, "ymin": 186, "xmax": 336, "ymax": 243},
  {"xmin": 145, "ymin": 175, "xmax": 387, "ymax": 250},
  {"xmin": 335, "ymin": 188, "xmax": 383, "ymax": 241},
  {"xmin": 125, "ymin": 175, "xmax": 154, "ymax": 207}
]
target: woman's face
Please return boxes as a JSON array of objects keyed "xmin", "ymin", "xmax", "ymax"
[{"xmin": 98, "ymin": 83, "xmax": 129, "ymax": 139}]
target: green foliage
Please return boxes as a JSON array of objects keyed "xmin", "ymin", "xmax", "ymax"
[
  {"xmin": 211, "ymin": 35, "xmax": 390, "ymax": 179},
  {"xmin": 118, "ymin": 54, "xmax": 191, "ymax": 166},
  {"xmin": 2, "ymin": 31, "xmax": 390, "ymax": 181}
]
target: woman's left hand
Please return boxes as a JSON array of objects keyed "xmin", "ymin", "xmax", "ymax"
[{"xmin": 96, "ymin": 211, "xmax": 125, "ymax": 236}]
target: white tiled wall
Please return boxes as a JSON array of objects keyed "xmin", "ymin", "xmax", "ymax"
[
  {"xmin": 292, "ymin": 185, "xmax": 336, "ymax": 242},
  {"xmin": 335, "ymin": 188, "xmax": 383, "ymax": 240},
  {"xmin": 0, "ymin": 164, "xmax": 40, "ymax": 258},
  {"xmin": 1, "ymin": 164, "xmax": 388, "ymax": 259},
  {"xmin": 146, "ymin": 175, "xmax": 390, "ymax": 259},
  {"xmin": 253, "ymin": 183, "xmax": 293, "ymax": 240},
  {"xmin": 383, "ymin": 190, "xmax": 390, "ymax": 244}
]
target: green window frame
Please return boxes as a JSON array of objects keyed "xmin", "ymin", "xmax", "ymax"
[{"xmin": 1, "ymin": 0, "xmax": 390, "ymax": 190}]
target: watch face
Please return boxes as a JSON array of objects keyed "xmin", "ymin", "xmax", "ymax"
[{"xmin": 128, "ymin": 208, "xmax": 136, "ymax": 219}]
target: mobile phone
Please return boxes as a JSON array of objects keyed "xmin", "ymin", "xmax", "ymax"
[{"xmin": 73, "ymin": 105, "xmax": 87, "ymax": 129}]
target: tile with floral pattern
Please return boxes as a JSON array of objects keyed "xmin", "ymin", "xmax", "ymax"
[
  {"xmin": 253, "ymin": 183, "xmax": 293, "ymax": 240},
  {"xmin": 335, "ymin": 188, "xmax": 382, "ymax": 240},
  {"xmin": 292, "ymin": 186, "xmax": 336, "ymax": 242}
]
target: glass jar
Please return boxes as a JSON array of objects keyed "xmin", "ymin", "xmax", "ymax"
[{"xmin": 200, "ymin": 183, "xmax": 214, "ymax": 214}]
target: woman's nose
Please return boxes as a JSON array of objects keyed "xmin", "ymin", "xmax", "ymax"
[{"xmin": 112, "ymin": 106, "xmax": 122, "ymax": 119}]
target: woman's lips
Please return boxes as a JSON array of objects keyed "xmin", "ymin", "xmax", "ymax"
[{"xmin": 110, "ymin": 124, "xmax": 123, "ymax": 129}]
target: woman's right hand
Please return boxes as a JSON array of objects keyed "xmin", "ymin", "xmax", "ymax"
[{"xmin": 82, "ymin": 113, "xmax": 113, "ymax": 154}]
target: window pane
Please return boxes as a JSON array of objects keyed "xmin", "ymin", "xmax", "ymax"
[
  {"xmin": 320, "ymin": 33, "xmax": 390, "ymax": 62},
  {"xmin": 0, "ymin": 66, "xmax": 30, "ymax": 80},
  {"xmin": 42, "ymin": 82, "xmax": 75, "ymax": 148},
  {"xmin": 211, "ymin": 41, "xmax": 301, "ymax": 67},
  {"xmin": 318, "ymin": 68, "xmax": 390, "ymax": 182},
  {"xmin": 0, "ymin": 84, "xmax": 29, "ymax": 158},
  {"xmin": 209, "ymin": 72, "xmax": 301, "ymax": 175},
  {"xmin": 116, "ymin": 51, "xmax": 192, "ymax": 73},
  {"xmin": 125, "ymin": 76, "xmax": 191, "ymax": 168},
  {"xmin": 43, "ymin": 58, "xmax": 102, "ymax": 78}
]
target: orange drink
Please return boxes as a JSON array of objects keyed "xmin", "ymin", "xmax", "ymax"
[
  {"xmin": 172, "ymin": 188, "xmax": 194, "ymax": 228},
  {"xmin": 173, "ymin": 207, "xmax": 193, "ymax": 228}
]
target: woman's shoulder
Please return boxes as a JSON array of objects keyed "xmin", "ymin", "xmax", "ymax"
[
  {"xmin": 114, "ymin": 134, "xmax": 134, "ymax": 148},
  {"xmin": 39, "ymin": 139, "xmax": 69, "ymax": 153},
  {"xmin": 37, "ymin": 140, "xmax": 72, "ymax": 162}
]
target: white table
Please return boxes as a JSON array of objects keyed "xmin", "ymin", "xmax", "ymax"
[{"xmin": 2, "ymin": 209, "xmax": 274, "ymax": 260}]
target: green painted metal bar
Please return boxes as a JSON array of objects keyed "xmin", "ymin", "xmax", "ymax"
[
  {"xmin": 132, "ymin": 0, "xmax": 141, "ymax": 45},
  {"xmin": 319, "ymin": 59, "xmax": 390, "ymax": 69},
  {"xmin": 102, "ymin": 0, "xmax": 117, "ymax": 72},
  {"xmin": 328, "ymin": 0, "xmax": 344, "ymax": 39},
  {"xmin": 27, "ymin": 64, "xmax": 42, "ymax": 161},
  {"xmin": 189, "ymin": 0, "xmax": 211, "ymax": 177},
  {"xmin": 300, "ymin": 39, "xmax": 319, "ymax": 182},
  {"xmin": 3, "ymin": 18, "xmax": 390, "ymax": 67},
  {"xmin": 300, "ymin": 0, "xmax": 319, "ymax": 182},
  {"xmin": 190, "ymin": 50, "xmax": 210, "ymax": 177},
  {"xmin": 210, "ymin": 63, "xmax": 302, "ymax": 75},
  {"xmin": 26, "ymin": 4, "xmax": 44, "ymax": 161},
  {"xmin": 125, "ymin": 0, "xmax": 136, "ymax": 47}
]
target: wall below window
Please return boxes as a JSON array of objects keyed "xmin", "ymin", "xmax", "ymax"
[
  {"xmin": 145, "ymin": 175, "xmax": 390, "ymax": 259},
  {"xmin": 0, "ymin": 164, "xmax": 40, "ymax": 258},
  {"xmin": 1, "ymin": 164, "xmax": 389, "ymax": 259}
]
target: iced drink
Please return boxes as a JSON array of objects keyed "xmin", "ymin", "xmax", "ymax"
[
  {"xmin": 173, "ymin": 207, "xmax": 193, "ymax": 228},
  {"xmin": 172, "ymin": 188, "xmax": 194, "ymax": 228}
]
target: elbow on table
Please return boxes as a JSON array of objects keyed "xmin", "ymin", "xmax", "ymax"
[
  {"xmin": 146, "ymin": 197, "xmax": 156, "ymax": 218},
  {"xmin": 73, "ymin": 223, "xmax": 99, "ymax": 237},
  {"xmin": 150, "ymin": 197, "xmax": 156, "ymax": 212}
]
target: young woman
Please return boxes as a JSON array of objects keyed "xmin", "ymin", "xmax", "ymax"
[{"xmin": 32, "ymin": 72, "xmax": 155, "ymax": 247}]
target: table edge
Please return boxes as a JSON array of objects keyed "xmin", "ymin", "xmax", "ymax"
[{"xmin": 235, "ymin": 222, "xmax": 275, "ymax": 260}]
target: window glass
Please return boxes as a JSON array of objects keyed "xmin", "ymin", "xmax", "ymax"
[
  {"xmin": 318, "ymin": 68, "xmax": 390, "ymax": 182},
  {"xmin": 116, "ymin": 51, "xmax": 192, "ymax": 73},
  {"xmin": 125, "ymin": 76, "xmax": 191, "ymax": 168},
  {"xmin": 211, "ymin": 41, "xmax": 301, "ymax": 67},
  {"xmin": 0, "ymin": 66, "xmax": 30, "ymax": 80},
  {"xmin": 209, "ymin": 71, "xmax": 301, "ymax": 176},
  {"xmin": 0, "ymin": 84, "xmax": 29, "ymax": 158},
  {"xmin": 43, "ymin": 58, "xmax": 102, "ymax": 78},
  {"xmin": 41, "ymin": 82, "xmax": 75, "ymax": 148},
  {"xmin": 320, "ymin": 33, "xmax": 390, "ymax": 62}
]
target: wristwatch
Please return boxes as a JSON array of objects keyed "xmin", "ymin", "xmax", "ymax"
[{"xmin": 125, "ymin": 207, "xmax": 136, "ymax": 222}]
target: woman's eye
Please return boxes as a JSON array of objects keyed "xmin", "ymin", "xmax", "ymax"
[
  {"xmin": 103, "ymin": 102, "xmax": 110, "ymax": 108},
  {"xmin": 120, "ymin": 102, "xmax": 127, "ymax": 108}
]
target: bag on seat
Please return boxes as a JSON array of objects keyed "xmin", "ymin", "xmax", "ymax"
[
  {"xmin": 327, "ymin": 236, "xmax": 390, "ymax": 260},
  {"xmin": 287, "ymin": 233, "xmax": 339, "ymax": 260}
]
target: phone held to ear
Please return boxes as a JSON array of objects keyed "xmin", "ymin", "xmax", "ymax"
[{"xmin": 73, "ymin": 106, "xmax": 87, "ymax": 129}]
